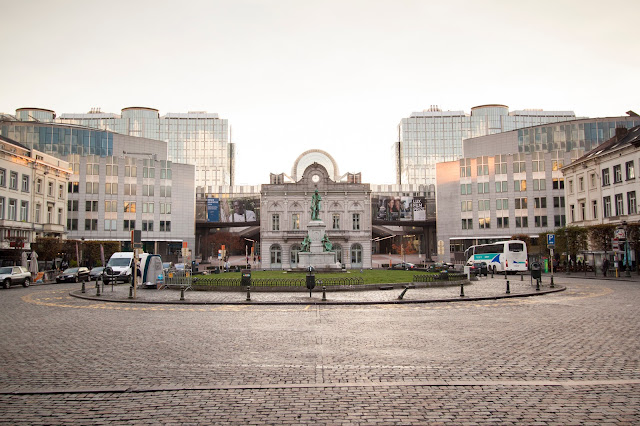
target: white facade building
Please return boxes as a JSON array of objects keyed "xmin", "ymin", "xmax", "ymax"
[{"xmin": 0, "ymin": 135, "xmax": 71, "ymax": 258}]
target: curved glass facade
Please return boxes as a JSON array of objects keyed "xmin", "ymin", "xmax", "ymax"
[
  {"xmin": 397, "ymin": 105, "xmax": 577, "ymax": 186},
  {"xmin": 0, "ymin": 123, "xmax": 113, "ymax": 157},
  {"xmin": 517, "ymin": 119, "xmax": 640, "ymax": 153},
  {"xmin": 15, "ymin": 108, "xmax": 55, "ymax": 122},
  {"xmin": 292, "ymin": 150, "xmax": 339, "ymax": 181}
]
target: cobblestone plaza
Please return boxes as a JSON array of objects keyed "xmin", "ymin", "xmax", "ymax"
[{"xmin": 1, "ymin": 275, "xmax": 639, "ymax": 424}]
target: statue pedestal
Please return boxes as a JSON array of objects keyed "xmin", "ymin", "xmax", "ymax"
[{"xmin": 298, "ymin": 220, "xmax": 341, "ymax": 271}]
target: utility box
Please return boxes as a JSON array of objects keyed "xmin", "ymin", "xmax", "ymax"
[{"xmin": 241, "ymin": 269, "xmax": 251, "ymax": 286}]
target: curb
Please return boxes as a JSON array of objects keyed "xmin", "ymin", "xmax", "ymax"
[{"xmin": 69, "ymin": 285, "xmax": 566, "ymax": 306}]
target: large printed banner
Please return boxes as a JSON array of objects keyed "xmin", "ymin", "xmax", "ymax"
[
  {"xmin": 373, "ymin": 197, "xmax": 430, "ymax": 221},
  {"xmin": 205, "ymin": 198, "xmax": 260, "ymax": 223}
]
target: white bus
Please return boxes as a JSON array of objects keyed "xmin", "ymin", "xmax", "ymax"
[{"xmin": 464, "ymin": 240, "xmax": 528, "ymax": 273}]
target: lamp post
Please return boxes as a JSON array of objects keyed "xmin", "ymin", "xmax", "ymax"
[
  {"xmin": 623, "ymin": 221, "xmax": 631, "ymax": 277},
  {"xmin": 564, "ymin": 228, "xmax": 570, "ymax": 275}
]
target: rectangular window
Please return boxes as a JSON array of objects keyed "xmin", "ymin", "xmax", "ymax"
[
  {"xmin": 554, "ymin": 215, "xmax": 566, "ymax": 227},
  {"xmin": 590, "ymin": 173, "xmax": 597, "ymax": 189},
  {"xmin": 8, "ymin": 199, "xmax": 17, "ymax": 220},
  {"xmin": 568, "ymin": 180, "xmax": 574, "ymax": 194},
  {"xmin": 84, "ymin": 219, "xmax": 98, "ymax": 231},
  {"xmin": 515, "ymin": 198, "xmax": 528, "ymax": 210},
  {"xmin": 513, "ymin": 153, "xmax": 526, "ymax": 173},
  {"xmin": 123, "ymin": 220, "xmax": 136, "ymax": 231},
  {"xmin": 495, "ymin": 181, "xmax": 507, "ymax": 193},
  {"xmin": 21, "ymin": 175, "xmax": 29, "ymax": 192},
  {"xmin": 552, "ymin": 151, "xmax": 563, "ymax": 171},
  {"xmin": 124, "ymin": 184, "xmax": 137, "ymax": 196},
  {"xmin": 67, "ymin": 218, "xmax": 78, "ymax": 231},
  {"xmin": 603, "ymin": 196, "xmax": 612, "ymax": 218},
  {"xmin": 160, "ymin": 203, "xmax": 172, "ymax": 214},
  {"xmin": 515, "ymin": 216, "xmax": 529, "ymax": 228},
  {"xmin": 553, "ymin": 196, "xmax": 565, "ymax": 208},
  {"xmin": 460, "ymin": 183, "xmax": 473, "ymax": 195},
  {"xmin": 628, "ymin": 191, "xmax": 637, "ymax": 215},
  {"xmin": 461, "ymin": 218, "xmax": 473, "ymax": 230},
  {"xmin": 494, "ymin": 154, "xmax": 507, "ymax": 175},
  {"xmin": 552, "ymin": 178, "xmax": 565, "ymax": 190},
  {"xmin": 105, "ymin": 182, "xmax": 118, "ymax": 195},
  {"xmin": 9, "ymin": 172, "xmax": 18, "ymax": 190},
  {"xmin": 602, "ymin": 169, "xmax": 610, "ymax": 186},
  {"xmin": 124, "ymin": 201, "xmax": 136, "ymax": 213},
  {"xmin": 352, "ymin": 213, "xmax": 361, "ymax": 230},
  {"xmin": 35, "ymin": 203, "xmax": 41, "ymax": 223},
  {"xmin": 292, "ymin": 213, "xmax": 300, "ymax": 230},
  {"xmin": 477, "ymin": 182, "xmax": 489, "ymax": 194},
  {"xmin": 497, "ymin": 216, "xmax": 509, "ymax": 228},
  {"xmin": 514, "ymin": 180, "xmax": 526, "ymax": 192},
  {"xmin": 533, "ymin": 179, "xmax": 546, "ymax": 191},
  {"xmin": 592, "ymin": 200, "xmax": 598, "ymax": 219},
  {"xmin": 36, "ymin": 178, "xmax": 42, "ymax": 194},
  {"xmin": 614, "ymin": 164, "xmax": 622, "ymax": 183},
  {"xmin": 67, "ymin": 200, "xmax": 78, "ymax": 212},
  {"xmin": 68, "ymin": 181, "xmax": 79, "ymax": 193},
  {"xmin": 272, "ymin": 214, "xmax": 280, "ymax": 231},
  {"xmin": 578, "ymin": 177, "xmax": 584, "ymax": 192},
  {"xmin": 332, "ymin": 214, "xmax": 340, "ymax": 230},
  {"xmin": 532, "ymin": 152, "xmax": 545, "ymax": 172},
  {"xmin": 160, "ymin": 220, "xmax": 172, "ymax": 232},
  {"xmin": 57, "ymin": 208, "xmax": 62, "ymax": 225},
  {"xmin": 459, "ymin": 159, "xmax": 471, "ymax": 177},
  {"xmin": 476, "ymin": 156, "xmax": 489, "ymax": 176},
  {"xmin": 0, "ymin": 169, "xmax": 5, "ymax": 187},
  {"xmin": 85, "ymin": 201, "xmax": 98, "ymax": 212},
  {"xmin": 580, "ymin": 201, "xmax": 586, "ymax": 221},
  {"xmin": 143, "ymin": 184, "xmax": 154, "ymax": 197},
  {"xmin": 534, "ymin": 197, "xmax": 547, "ymax": 209},
  {"xmin": 20, "ymin": 201, "xmax": 28, "ymax": 221},
  {"xmin": 48, "ymin": 181, "xmax": 54, "ymax": 196},
  {"xmin": 626, "ymin": 161, "xmax": 635, "ymax": 180},
  {"xmin": 534, "ymin": 215, "xmax": 548, "ymax": 227},
  {"xmin": 570, "ymin": 204, "xmax": 575, "ymax": 222},
  {"xmin": 0, "ymin": 197, "xmax": 4, "ymax": 219},
  {"xmin": 142, "ymin": 220, "xmax": 154, "ymax": 231},
  {"xmin": 615, "ymin": 193, "xmax": 624, "ymax": 216},
  {"xmin": 142, "ymin": 202, "xmax": 154, "ymax": 213}
]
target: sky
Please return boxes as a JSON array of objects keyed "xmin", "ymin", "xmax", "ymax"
[{"xmin": 2, "ymin": 0, "xmax": 639, "ymax": 185}]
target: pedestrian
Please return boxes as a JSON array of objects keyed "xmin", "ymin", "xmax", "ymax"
[{"xmin": 603, "ymin": 258, "xmax": 610, "ymax": 277}]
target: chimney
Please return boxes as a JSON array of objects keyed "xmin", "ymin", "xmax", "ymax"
[{"xmin": 615, "ymin": 127, "xmax": 629, "ymax": 140}]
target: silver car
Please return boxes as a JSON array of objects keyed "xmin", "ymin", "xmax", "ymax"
[{"xmin": 0, "ymin": 266, "xmax": 32, "ymax": 289}]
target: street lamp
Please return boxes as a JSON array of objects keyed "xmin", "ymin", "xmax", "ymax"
[{"xmin": 623, "ymin": 221, "xmax": 631, "ymax": 277}]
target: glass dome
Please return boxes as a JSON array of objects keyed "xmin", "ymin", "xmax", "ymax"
[{"xmin": 292, "ymin": 149, "xmax": 340, "ymax": 181}]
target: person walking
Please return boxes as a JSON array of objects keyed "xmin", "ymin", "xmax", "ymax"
[{"xmin": 603, "ymin": 258, "xmax": 610, "ymax": 277}]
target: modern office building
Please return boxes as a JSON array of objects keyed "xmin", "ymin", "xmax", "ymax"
[
  {"xmin": 0, "ymin": 115, "xmax": 196, "ymax": 258},
  {"xmin": 396, "ymin": 104, "xmax": 578, "ymax": 186},
  {"xmin": 0, "ymin": 135, "xmax": 71, "ymax": 261},
  {"xmin": 435, "ymin": 114, "xmax": 640, "ymax": 262},
  {"xmin": 15, "ymin": 106, "xmax": 233, "ymax": 190}
]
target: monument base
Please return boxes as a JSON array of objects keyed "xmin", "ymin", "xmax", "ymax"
[{"xmin": 298, "ymin": 252, "xmax": 341, "ymax": 271}]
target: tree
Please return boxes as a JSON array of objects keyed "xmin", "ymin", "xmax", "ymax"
[
  {"xmin": 391, "ymin": 241, "xmax": 416, "ymax": 256},
  {"xmin": 589, "ymin": 224, "xmax": 615, "ymax": 253},
  {"xmin": 202, "ymin": 231, "xmax": 245, "ymax": 258},
  {"xmin": 32, "ymin": 237, "xmax": 62, "ymax": 263}
]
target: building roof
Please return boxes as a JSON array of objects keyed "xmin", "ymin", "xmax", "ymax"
[{"xmin": 0, "ymin": 134, "xmax": 29, "ymax": 150}]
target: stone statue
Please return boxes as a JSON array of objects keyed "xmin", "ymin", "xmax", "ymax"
[
  {"xmin": 301, "ymin": 235, "xmax": 311, "ymax": 252},
  {"xmin": 321, "ymin": 234, "xmax": 333, "ymax": 252},
  {"xmin": 310, "ymin": 189, "xmax": 322, "ymax": 221}
]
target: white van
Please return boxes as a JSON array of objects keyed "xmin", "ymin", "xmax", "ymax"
[{"xmin": 105, "ymin": 252, "xmax": 134, "ymax": 283}]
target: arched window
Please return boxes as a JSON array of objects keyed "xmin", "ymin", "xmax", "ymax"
[
  {"xmin": 270, "ymin": 244, "xmax": 282, "ymax": 269},
  {"xmin": 350, "ymin": 243, "xmax": 362, "ymax": 267},
  {"xmin": 290, "ymin": 244, "xmax": 301, "ymax": 267},
  {"xmin": 333, "ymin": 243, "xmax": 342, "ymax": 264}
]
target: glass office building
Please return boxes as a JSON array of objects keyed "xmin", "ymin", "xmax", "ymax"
[
  {"xmin": 54, "ymin": 107, "xmax": 232, "ymax": 190},
  {"xmin": 396, "ymin": 104, "xmax": 577, "ymax": 186}
]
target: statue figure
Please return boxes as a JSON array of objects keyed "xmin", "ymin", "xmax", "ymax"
[
  {"xmin": 321, "ymin": 234, "xmax": 333, "ymax": 252},
  {"xmin": 301, "ymin": 235, "xmax": 311, "ymax": 252},
  {"xmin": 310, "ymin": 189, "xmax": 322, "ymax": 221}
]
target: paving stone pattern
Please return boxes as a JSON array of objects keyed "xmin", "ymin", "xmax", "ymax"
[{"xmin": 0, "ymin": 275, "xmax": 639, "ymax": 424}]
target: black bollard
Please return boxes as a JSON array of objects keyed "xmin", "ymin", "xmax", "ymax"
[
  {"xmin": 322, "ymin": 286, "xmax": 327, "ymax": 301},
  {"xmin": 521, "ymin": 273, "xmax": 523, "ymax": 281},
  {"xmin": 506, "ymin": 280, "xmax": 510, "ymax": 294},
  {"xmin": 96, "ymin": 282, "xmax": 101, "ymax": 297},
  {"xmin": 246, "ymin": 286, "xmax": 251, "ymax": 301},
  {"xmin": 398, "ymin": 286, "xmax": 409, "ymax": 300},
  {"xmin": 460, "ymin": 282, "xmax": 465, "ymax": 297},
  {"xmin": 491, "ymin": 269, "xmax": 494, "ymax": 278},
  {"xmin": 82, "ymin": 281, "xmax": 86, "ymax": 293},
  {"xmin": 180, "ymin": 287, "xmax": 185, "ymax": 301},
  {"xmin": 128, "ymin": 286, "xmax": 133, "ymax": 299},
  {"xmin": 550, "ymin": 276, "xmax": 555, "ymax": 288},
  {"xmin": 504, "ymin": 270, "xmax": 507, "ymax": 280}
]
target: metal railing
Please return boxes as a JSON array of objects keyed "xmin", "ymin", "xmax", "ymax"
[{"xmin": 413, "ymin": 272, "xmax": 466, "ymax": 283}]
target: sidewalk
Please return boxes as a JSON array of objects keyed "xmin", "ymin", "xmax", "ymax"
[{"xmin": 70, "ymin": 274, "xmax": 568, "ymax": 305}]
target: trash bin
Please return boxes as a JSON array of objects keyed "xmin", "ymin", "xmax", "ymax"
[
  {"xmin": 531, "ymin": 262, "xmax": 541, "ymax": 280},
  {"xmin": 306, "ymin": 266, "xmax": 316, "ymax": 291},
  {"xmin": 241, "ymin": 269, "xmax": 251, "ymax": 286}
]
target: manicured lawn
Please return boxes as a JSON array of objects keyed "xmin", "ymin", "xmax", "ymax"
[{"xmin": 195, "ymin": 269, "xmax": 434, "ymax": 284}]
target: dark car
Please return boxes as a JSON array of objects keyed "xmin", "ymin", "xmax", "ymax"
[
  {"xmin": 427, "ymin": 262, "xmax": 449, "ymax": 272},
  {"xmin": 56, "ymin": 267, "xmax": 90, "ymax": 283},
  {"xmin": 391, "ymin": 262, "xmax": 416, "ymax": 270},
  {"xmin": 0, "ymin": 266, "xmax": 32, "ymax": 288},
  {"xmin": 469, "ymin": 262, "xmax": 488, "ymax": 276},
  {"xmin": 89, "ymin": 267, "xmax": 105, "ymax": 281}
]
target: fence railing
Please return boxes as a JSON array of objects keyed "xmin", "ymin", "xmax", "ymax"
[
  {"xmin": 180, "ymin": 276, "xmax": 366, "ymax": 288},
  {"xmin": 413, "ymin": 272, "xmax": 466, "ymax": 283}
]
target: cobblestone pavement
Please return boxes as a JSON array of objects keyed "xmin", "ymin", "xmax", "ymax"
[{"xmin": 0, "ymin": 275, "xmax": 639, "ymax": 424}]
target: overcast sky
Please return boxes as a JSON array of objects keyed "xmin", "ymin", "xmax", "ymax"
[{"xmin": 2, "ymin": 0, "xmax": 639, "ymax": 185}]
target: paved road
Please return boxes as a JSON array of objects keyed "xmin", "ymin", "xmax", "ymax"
[{"xmin": 0, "ymin": 276, "xmax": 638, "ymax": 424}]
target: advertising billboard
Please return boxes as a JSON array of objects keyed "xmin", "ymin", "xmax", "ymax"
[
  {"xmin": 220, "ymin": 198, "xmax": 260, "ymax": 223},
  {"xmin": 207, "ymin": 198, "xmax": 220, "ymax": 222},
  {"xmin": 373, "ymin": 197, "xmax": 430, "ymax": 221}
]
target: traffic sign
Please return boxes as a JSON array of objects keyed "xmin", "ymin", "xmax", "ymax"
[{"xmin": 547, "ymin": 234, "xmax": 555, "ymax": 245}]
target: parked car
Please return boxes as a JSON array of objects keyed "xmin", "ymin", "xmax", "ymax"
[
  {"xmin": 427, "ymin": 262, "xmax": 449, "ymax": 272},
  {"xmin": 89, "ymin": 267, "xmax": 105, "ymax": 281},
  {"xmin": 391, "ymin": 262, "xmax": 416, "ymax": 270},
  {"xmin": 56, "ymin": 267, "xmax": 90, "ymax": 283},
  {"xmin": 469, "ymin": 262, "xmax": 488, "ymax": 277},
  {"xmin": 0, "ymin": 266, "xmax": 31, "ymax": 289}
]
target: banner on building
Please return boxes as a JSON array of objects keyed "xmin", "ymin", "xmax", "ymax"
[
  {"xmin": 220, "ymin": 198, "xmax": 260, "ymax": 223},
  {"xmin": 207, "ymin": 198, "xmax": 220, "ymax": 222}
]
